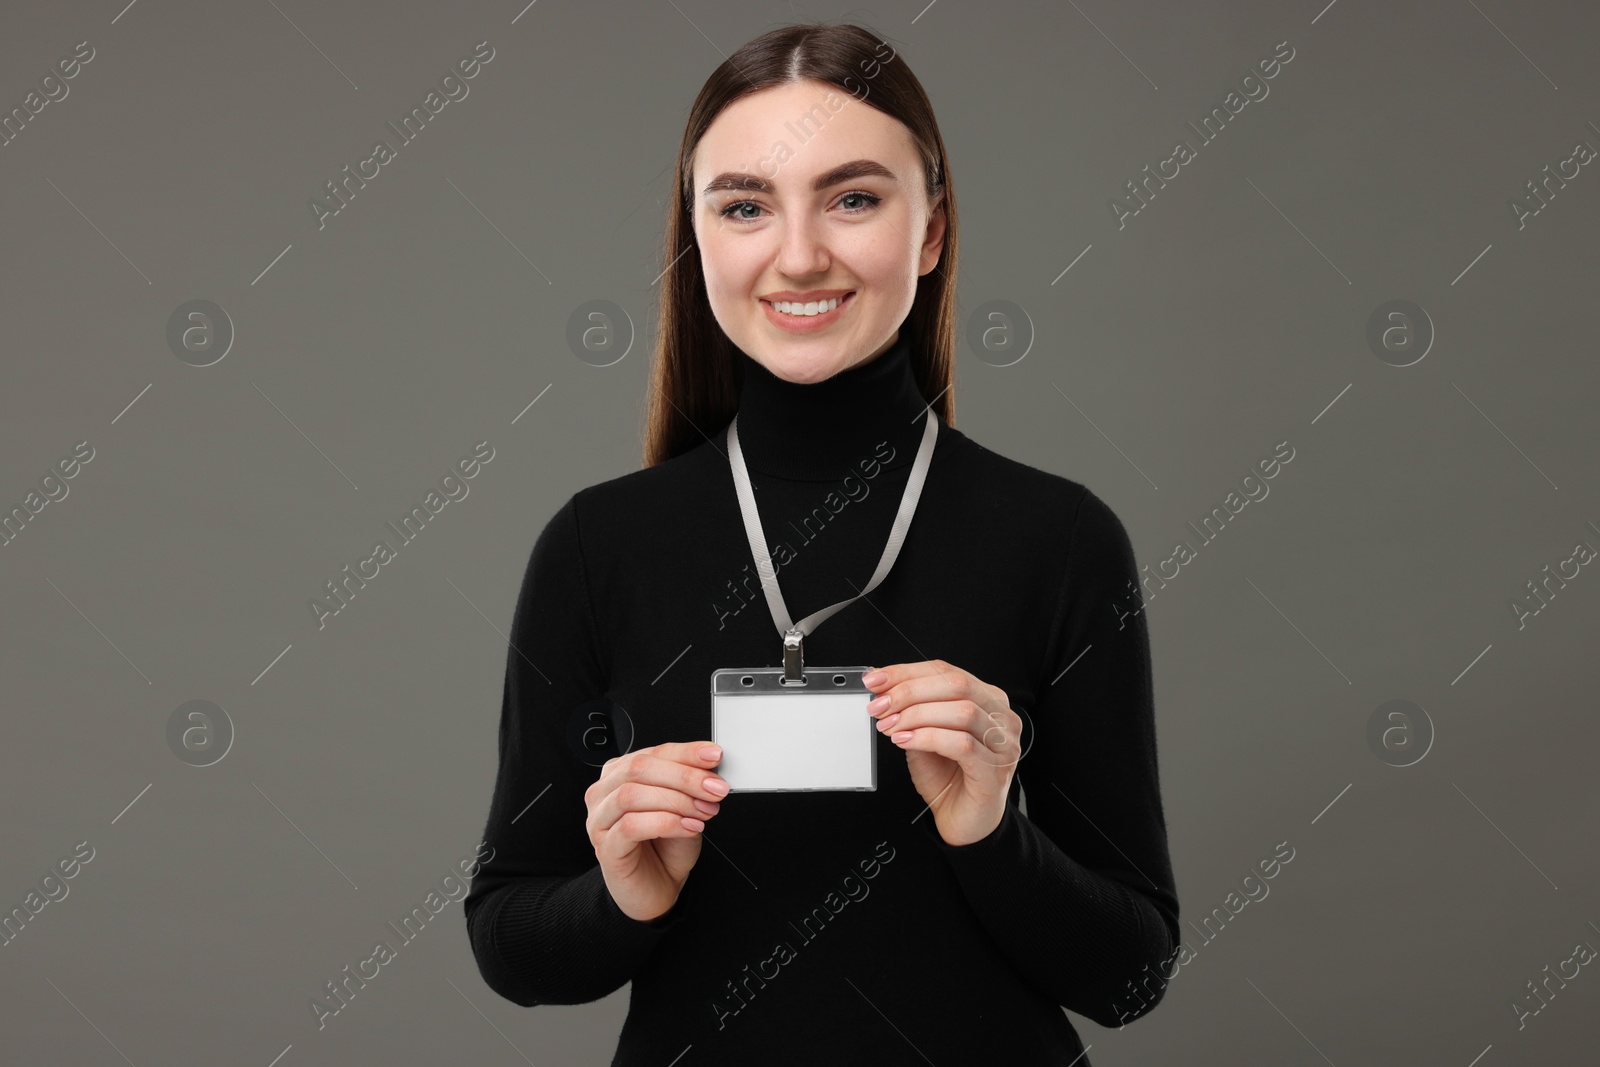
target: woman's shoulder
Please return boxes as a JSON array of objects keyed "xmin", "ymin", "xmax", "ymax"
[
  {"xmin": 574, "ymin": 434, "xmax": 725, "ymax": 510},
  {"xmin": 938, "ymin": 423, "xmax": 1139, "ymax": 601},
  {"xmin": 938, "ymin": 422, "xmax": 1116, "ymax": 535},
  {"xmin": 533, "ymin": 435, "xmax": 726, "ymax": 551}
]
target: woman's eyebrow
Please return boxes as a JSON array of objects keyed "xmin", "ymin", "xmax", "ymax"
[{"xmin": 700, "ymin": 159, "xmax": 898, "ymax": 198}]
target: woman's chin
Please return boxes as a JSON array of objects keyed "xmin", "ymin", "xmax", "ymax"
[{"xmin": 759, "ymin": 351, "xmax": 853, "ymax": 385}]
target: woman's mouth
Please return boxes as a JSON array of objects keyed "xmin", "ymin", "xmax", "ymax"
[{"xmin": 760, "ymin": 291, "xmax": 856, "ymax": 332}]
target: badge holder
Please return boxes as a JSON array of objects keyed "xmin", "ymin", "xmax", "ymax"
[
  {"xmin": 711, "ymin": 630, "xmax": 877, "ymax": 793},
  {"xmin": 710, "ymin": 408, "xmax": 939, "ymax": 795}
]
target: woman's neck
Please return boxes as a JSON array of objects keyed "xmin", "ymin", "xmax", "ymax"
[{"xmin": 731, "ymin": 325, "xmax": 932, "ymax": 482}]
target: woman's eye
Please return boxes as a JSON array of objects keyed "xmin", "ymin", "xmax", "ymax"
[
  {"xmin": 719, "ymin": 200, "xmax": 762, "ymax": 221},
  {"xmin": 716, "ymin": 191, "xmax": 882, "ymax": 222},
  {"xmin": 838, "ymin": 191, "xmax": 881, "ymax": 212}
]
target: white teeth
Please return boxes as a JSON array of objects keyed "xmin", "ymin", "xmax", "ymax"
[{"xmin": 769, "ymin": 296, "xmax": 843, "ymax": 316}]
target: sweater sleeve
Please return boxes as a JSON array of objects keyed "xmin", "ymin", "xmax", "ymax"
[
  {"xmin": 463, "ymin": 491, "xmax": 686, "ymax": 1008},
  {"xmin": 914, "ymin": 485, "xmax": 1180, "ymax": 1028}
]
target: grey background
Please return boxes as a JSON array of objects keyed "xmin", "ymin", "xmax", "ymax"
[{"xmin": 2, "ymin": 0, "xmax": 1597, "ymax": 1063}]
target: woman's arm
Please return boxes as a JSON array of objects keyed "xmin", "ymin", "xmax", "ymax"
[
  {"xmin": 915, "ymin": 486, "xmax": 1180, "ymax": 1028},
  {"xmin": 463, "ymin": 492, "xmax": 683, "ymax": 1008}
]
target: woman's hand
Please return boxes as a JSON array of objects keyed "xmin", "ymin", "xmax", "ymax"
[
  {"xmin": 863, "ymin": 661, "xmax": 1023, "ymax": 847},
  {"xmin": 584, "ymin": 741, "xmax": 730, "ymax": 923}
]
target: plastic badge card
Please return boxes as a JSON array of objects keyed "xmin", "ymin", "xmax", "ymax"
[{"xmin": 710, "ymin": 667, "xmax": 878, "ymax": 793}]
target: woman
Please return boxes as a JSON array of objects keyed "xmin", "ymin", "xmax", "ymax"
[{"xmin": 464, "ymin": 22, "xmax": 1179, "ymax": 1065}]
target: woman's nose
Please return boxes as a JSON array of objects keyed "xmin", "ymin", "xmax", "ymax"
[{"xmin": 773, "ymin": 216, "xmax": 830, "ymax": 275}]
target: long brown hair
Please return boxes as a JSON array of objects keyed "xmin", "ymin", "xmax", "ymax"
[{"xmin": 642, "ymin": 22, "xmax": 960, "ymax": 468}]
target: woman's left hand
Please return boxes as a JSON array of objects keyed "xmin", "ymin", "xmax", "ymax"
[{"xmin": 862, "ymin": 660, "xmax": 1023, "ymax": 847}]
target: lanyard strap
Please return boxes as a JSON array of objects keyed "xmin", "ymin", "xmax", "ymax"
[{"xmin": 727, "ymin": 407, "xmax": 939, "ymax": 681}]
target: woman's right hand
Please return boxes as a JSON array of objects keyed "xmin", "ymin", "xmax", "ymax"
[{"xmin": 585, "ymin": 741, "xmax": 729, "ymax": 924}]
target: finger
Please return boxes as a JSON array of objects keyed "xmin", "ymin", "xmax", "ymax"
[
  {"xmin": 591, "ymin": 748, "xmax": 728, "ymax": 823},
  {"xmin": 885, "ymin": 705, "xmax": 1023, "ymax": 769},
  {"xmin": 598, "ymin": 744, "xmax": 728, "ymax": 800},
  {"xmin": 887, "ymin": 722, "xmax": 1021, "ymax": 776},
  {"xmin": 863, "ymin": 660, "xmax": 957, "ymax": 695},
  {"xmin": 593, "ymin": 810, "xmax": 707, "ymax": 862},
  {"xmin": 883, "ymin": 702, "xmax": 1020, "ymax": 753},
  {"xmin": 663, "ymin": 740, "xmax": 727, "ymax": 769},
  {"xmin": 603, "ymin": 741, "xmax": 723, "ymax": 777},
  {"xmin": 875, "ymin": 698, "xmax": 1004, "ymax": 736},
  {"xmin": 865, "ymin": 662, "xmax": 977, "ymax": 718},
  {"xmin": 591, "ymin": 777, "xmax": 721, "ymax": 836},
  {"xmin": 874, "ymin": 697, "xmax": 959, "ymax": 732}
]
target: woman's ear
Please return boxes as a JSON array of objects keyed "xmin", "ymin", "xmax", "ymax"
[{"xmin": 919, "ymin": 193, "xmax": 947, "ymax": 276}]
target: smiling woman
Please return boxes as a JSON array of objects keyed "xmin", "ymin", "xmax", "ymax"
[
  {"xmin": 685, "ymin": 78, "xmax": 947, "ymax": 389},
  {"xmin": 464, "ymin": 21, "xmax": 1180, "ymax": 1067}
]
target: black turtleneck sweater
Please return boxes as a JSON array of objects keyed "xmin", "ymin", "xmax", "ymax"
[{"xmin": 462, "ymin": 324, "xmax": 1180, "ymax": 1066}]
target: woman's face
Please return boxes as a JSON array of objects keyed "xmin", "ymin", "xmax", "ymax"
[{"xmin": 690, "ymin": 79, "xmax": 946, "ymax": 384}]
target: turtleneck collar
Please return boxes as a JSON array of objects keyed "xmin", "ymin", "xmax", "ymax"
[{"xmin": 731, "ymin": 322, "xmax": 935, "ymax": 482}]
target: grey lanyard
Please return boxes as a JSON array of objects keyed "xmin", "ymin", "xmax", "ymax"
[{"xmin": 726, "ymin": 407, "xmax": 939, "ymax": 683}]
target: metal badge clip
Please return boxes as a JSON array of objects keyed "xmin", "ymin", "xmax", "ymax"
[{"xmin": 782, "ymin": 628, "xmax": 805, "ymax": 684}]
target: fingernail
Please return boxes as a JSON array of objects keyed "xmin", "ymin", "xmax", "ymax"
[
  {"xmin": 699, "ymin": 745, "xmax": 722, "ymax": 761},
  {"xmin": 867, "ymin": 694, "xmax": 890, "ymax": 713},
  {"xmin": 861, "ymin": 671, "xmax": 886, "ymax": 688},
  {"xmin": 693, "ymin": 798, "xmax": 720, "ymax": 815},
  {"xmin": 704, "ymin": 777, "xmax": 730, "ymax": 797},
  {"xmin": 878, "ymin": 713, "xmax": 900, "ymax": 732},
  {"xmin": 891, "ymin": 731, "xmax": 913, "ymax": 743}
]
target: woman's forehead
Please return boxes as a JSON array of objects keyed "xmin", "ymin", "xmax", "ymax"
[{"xmin": 694, "ymin": 83, "xmax": 916, "ymax": 184}]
